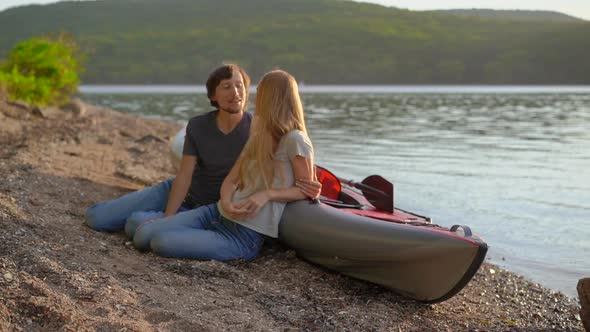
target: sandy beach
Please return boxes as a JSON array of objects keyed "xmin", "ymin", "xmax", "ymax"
[{"xmin": 0, "ymin": 96, "xmax": 584, "ymax": 331}]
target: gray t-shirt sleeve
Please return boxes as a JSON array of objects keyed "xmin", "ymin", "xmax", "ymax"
[
  {"xmin": 285, "ymin": 130, "xmax": 313, "ymax": 160},
  {"xmin": 182, "ymin": 119, "xmax": 198, "ymax": 156}
]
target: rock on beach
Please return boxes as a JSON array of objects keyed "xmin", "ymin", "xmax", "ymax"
[{"xmin": 579, "ymin": 278, "xmax": 590, "ymax": 331}]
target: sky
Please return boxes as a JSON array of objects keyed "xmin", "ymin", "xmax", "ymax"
[
  {"xmin": 0, "ymin": 0, "xmax": 589, "ymax": 20},
  {"xmin": 357, "ymin": 0, "xmax": 590, "ymax": 20}
]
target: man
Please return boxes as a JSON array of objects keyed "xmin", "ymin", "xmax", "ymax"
[{"xmin": 86, "ymin": 64, "xmax": 320, "ymax": 237}]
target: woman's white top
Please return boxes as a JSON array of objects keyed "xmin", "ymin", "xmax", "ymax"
[{"xmin": 218, "ymin": 130, "xmax": 313, "ymax": 238}]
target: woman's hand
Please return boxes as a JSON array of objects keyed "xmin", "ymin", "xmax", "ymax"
[
  {"xmin": 296, "ymin": 179, "xmax": 322, "ymax": 199},
  {"xmin": 235, "ymin": 190, "xmax": 271, "ymax": 219},
  {"xmin": 220, "ymin": 199, "xmax": 251, "ymax": 221}
]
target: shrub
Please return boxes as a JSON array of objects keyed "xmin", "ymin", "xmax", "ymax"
[
  {"xmin": 0, "ymin": 80, "xmax": 7, "ymax": 101},
  {"xmin": 0, "ymin": 33, "xmax": 85, "ymax": 106}
]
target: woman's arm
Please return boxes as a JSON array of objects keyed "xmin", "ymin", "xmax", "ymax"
[
  {"xmin": 238, "ymin": 155, "xmax": 317, "ymax": 217},
  {"xmin": 270, "ymin": 154, "xmax": 316, "ymax": 201},
  {"xmin": 296, "ymin": 165, "xmax": 322, "ymax": 199},
  {"xmin": 163, "ymin": 155, "xmax": 196, "ymax": 217},
  {"xmin": 219, "ymin": 159, "xmax": 251, "ymax": 220}
]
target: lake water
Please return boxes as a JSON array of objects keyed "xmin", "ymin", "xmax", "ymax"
[{"xmin": 81, "ymin": 85, "xmax": 590, "ymax": 298}]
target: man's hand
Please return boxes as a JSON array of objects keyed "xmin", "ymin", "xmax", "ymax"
[{"xmin": 296, "ymin": 179, "xmax": 322, "ymax": 199}]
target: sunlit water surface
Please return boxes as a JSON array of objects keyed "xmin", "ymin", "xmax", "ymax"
[{"xmin": 82, "ymin": 85, "xmax": 590, "ymax": 298}]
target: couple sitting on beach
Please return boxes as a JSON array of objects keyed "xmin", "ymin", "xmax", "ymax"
[{"xmin": 85, "ymin": 64, "xmax": 322, "ymax": 261}]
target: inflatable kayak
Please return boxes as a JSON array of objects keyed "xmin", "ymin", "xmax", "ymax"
[
  {"xmin": 280, "ymin": 168, "xmax": 487, "ymax": 303},
  {"xmin": 169, "ymin": 128, "xmax": 487, "ymax": 302}
]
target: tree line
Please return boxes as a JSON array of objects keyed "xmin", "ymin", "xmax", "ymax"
[{"xmin": 1, "ymin": 0, "xmax": 589, "ymax": 84}]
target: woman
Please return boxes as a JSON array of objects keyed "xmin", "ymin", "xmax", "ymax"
[{"xmin": 133, "ymin": 70, "xmax": 317, "ymax": 261}]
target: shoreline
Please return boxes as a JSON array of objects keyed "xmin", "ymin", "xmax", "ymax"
[
  {"xmin": 0, "ymin": 98, "xmax": 584, "ymax": 331},
  {"xmin": 78, "ymin": 84, "xmax": 590, "ymax": 95},
  {"xmin": 487, "ymin": 252, "xmax": 582, "ymax": 299}
]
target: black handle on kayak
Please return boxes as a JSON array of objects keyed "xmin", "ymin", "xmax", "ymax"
[{"xmin": 450, "ymin": 225, "xmax": 473, "ymax": 237}]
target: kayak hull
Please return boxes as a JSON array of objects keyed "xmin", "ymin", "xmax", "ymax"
[{"xmin": 279, "ymin": 200, "xmax": 487, "ymax": 303}]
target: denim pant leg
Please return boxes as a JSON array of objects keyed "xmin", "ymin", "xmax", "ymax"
[
  {"xmin": 124, "ymin": 206, "xmax": 190, "ymax": 239},
  {"xmin": 85, "ymin": 177, "xmax": 174, "ymax": 232},
  {"xmin": 132, "ymin": 205, "xmax": 211, "ymax": 251},
  {"xmin": 135, "ymin": 204, "xmax": 264, "ymax": 261},
  {"xmin": 210, "ymin": 216, "xmax": 265, "ymax": 261}
]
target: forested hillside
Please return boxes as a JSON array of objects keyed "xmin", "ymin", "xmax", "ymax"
[
  {"xmin": 1, "ymin": 0, "xmax": 589, "ymax": 84},
  {"xmin": 432, "ymin": 9, "xmax": 583, "ymax": 22}
]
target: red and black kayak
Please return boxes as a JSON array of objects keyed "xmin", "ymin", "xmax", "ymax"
[{"xmin": 279, "ymin": 167, "xmax": 488, "ymax": 303}]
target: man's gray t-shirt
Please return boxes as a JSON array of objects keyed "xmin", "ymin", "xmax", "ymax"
[{"xmin": 183, "ymin": 110, "xmax": 252, "ymax": 207}]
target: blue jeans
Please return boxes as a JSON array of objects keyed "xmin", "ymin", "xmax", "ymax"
[
  {"xmin": 86, "ymin": 178, "xmax": 188, "ymax": 238},
  {"xmin": 133, "ymin": 204, "xmax": 264, "ymax": 261}
]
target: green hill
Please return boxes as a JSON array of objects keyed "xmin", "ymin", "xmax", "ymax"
[
  {"xmin": 1, "ymin": 0, "xmax": 589, "ymax": 84},
  {"xmin": 432, "ymin": 9, "xmax": 584, "ymax": 23}
]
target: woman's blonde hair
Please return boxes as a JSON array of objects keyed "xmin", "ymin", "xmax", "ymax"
[{"xmin": 238, "ymin": 70, "xmax": 308, "ymax": 191}]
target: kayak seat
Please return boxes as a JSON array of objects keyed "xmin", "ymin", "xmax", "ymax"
[
  {"xmin": 316, "ymin": 165, "xmax": 363, "ymax": 209},
  {"xmin": 316, "ymin": 165, "xmax": 341, "ymax": 201}
]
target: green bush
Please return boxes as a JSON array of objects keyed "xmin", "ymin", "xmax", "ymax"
[
  {"xmin": 0, "ymin": 33, "xmax": 85, "ymax": 106},
  {"xmin": 0, "ymin": 79, "xmax": 7, "ymax": 100}
]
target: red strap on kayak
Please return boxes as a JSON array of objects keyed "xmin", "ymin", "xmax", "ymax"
[{"xmin": 316, "ymin": 165, "xmax": 341, "ymax": 200}]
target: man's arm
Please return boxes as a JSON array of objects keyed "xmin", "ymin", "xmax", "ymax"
[{"xmin": 164, "ymin": 155, "xmax": 196, "ymax": 217}]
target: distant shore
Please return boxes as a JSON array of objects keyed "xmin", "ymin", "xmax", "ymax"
[
  {"xmin": 0, "ymin": 97, "xmax": 584, "ymax": 331},
  {"xmin": 79, "ymin": 84, "xmax": 590, "ymax": 95}
]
